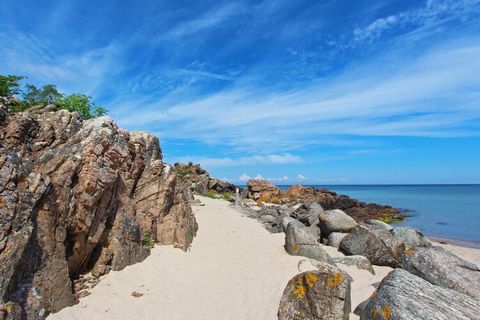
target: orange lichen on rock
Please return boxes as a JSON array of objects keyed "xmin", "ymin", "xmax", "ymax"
[
  {"xmin": 405, "ymin": 248, "xmax": 415, "ymax": 256},
  {"xmin": 292, "ymin": 244, "xmax": 300, "ymax": 254},
  {"xmin": 382, "ymin": 305, "xmax": 392, "ymax": 320},
  {"xmin": 305, "ymin": 272, "xmax": 318, "ymax": 288},
  {"xmin": 4, "ymin": 305, "xmax": 13, "ymax": 313},
  {"xmin": 326, "ymin": 272, "xmax": 345, "ymax": 288}
]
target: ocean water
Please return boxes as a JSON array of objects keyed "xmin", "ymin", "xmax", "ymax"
[{"xmin": 278, "ymin": 185, "xmax": 480, "ymax": 245}]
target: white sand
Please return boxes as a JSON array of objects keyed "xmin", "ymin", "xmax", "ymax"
[{"xmin": 48, "ymin": 196, "xmax": 480, "ymax": 320}]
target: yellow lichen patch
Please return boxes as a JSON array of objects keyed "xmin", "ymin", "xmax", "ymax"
[
  {"xmin": 305, "ymin": 272, "xmax": 318, "ymax": 288},
  {"xmin": 382, "ymin": 305, "xmax": 392, "ymax": 320},
  {"xmin": 292, "ymin": 244, "xmax": 300, "ymax": 253},
  {"xmin": 293, "ymin": 284, "xmax": 305, "ymax": 298},
  {"xmin": 405, "ymin": 249, "xmax": 415, "ymax": 256},
  {"xmin": 327, "ymin": 272, "xmax": 345, "ymax": 288},
  {"xmin": 5, "ymin": 305, "xmax": 12, "ymax": 313}
]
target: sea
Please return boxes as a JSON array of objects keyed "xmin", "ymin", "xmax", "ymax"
[{"xmin": 278, "ymin": 184, "xmax": 480, "ymax": 247}]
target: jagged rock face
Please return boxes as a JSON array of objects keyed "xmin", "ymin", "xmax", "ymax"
[{"xmin": 0, "ymin": 105, "xmax": 197, "ymax": 319}]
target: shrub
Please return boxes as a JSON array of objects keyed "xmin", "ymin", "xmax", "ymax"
[
  {"xmin": 222, "ymin": 192, "xmax": 231, "ymax": 201},
  {"xmin": 143, "ymin": 234, "xmax": 155, "ymax": 248},
  {"xmin": 57, "ymin": 94, "xmax": 107, "ymax": 120},
  {"xmin": 0, "ymin": 75, "xmax": 24, "ymax": 97}
]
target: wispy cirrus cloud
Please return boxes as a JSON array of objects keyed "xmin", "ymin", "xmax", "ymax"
[
  {"xmin": 173, "ymin": 153, "xmax": 302, "ymax": 169},
  {"xmin": 352, "ymin": 0, "xmax": 480, "ymax": 43},
  {"xmin": 0, "ymin": 30, "xmax": 124, "ymax": 96},
  {"xmin": 161, "ymin": 3, "xmax": 246, "ymax": 40},
  {"xmin": 115, "ymin": 38, "xmax": 480, "ymax": 153}
]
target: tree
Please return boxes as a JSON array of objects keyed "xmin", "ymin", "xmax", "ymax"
[
  {"xmin": 22, "ymin": 84, "xmax": 63, "ymax": 105},
  {"xmin": 0, "ymin": 75, "xmax": 25, "ymax": 97},
  {"xmin": 57, "ymin": 94, "xmax": 107, "ymax": 120},
  {"xmin": 1, "ymin": 73, "xmax": 107, "ymax": 119}
]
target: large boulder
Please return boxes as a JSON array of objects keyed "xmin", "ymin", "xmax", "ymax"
[
  {"xmin": 318, "ymin": 209, "xmax": 357, "ymax": 236},
  {"xmin": 340, "ymin": 225, "xmax": 432, "ymax": 267},
  {"xmin": 339, "ymin": 225, "xmax": 398, "ymax": 267},
  {"xmin": 391, "ymin": 226, "xmax": 432, "ymax": 250},
  {"xmin": 291, "ymin": 201, "xmax": 323, "ymax": 225},
  {"xmin": 278, "ymin": 263, "xmax": 351, "ymax": 320},
  {"xmin": 360, "ymin": 269, "xmax": 479, "ymax": 320},
  {"xmin": 280, "ymin": 216, "xmax": 297, "ymax": 233},
  {"xmin": 400, "ymin": 246, "xmax": 480, "ymax": 299},
  {"xmin": 361, "ymin": 219, "xmax": 392, "ymax": 231},
  {"xmin": 327, "ymin": 232, "xmax": 348, "ymax": 248},
  {"xmin": 285, "ymin": 222, "xmax": 333, "ymax": 263},
  {"xmin": 0, "ymin": 105, "xmax": 198, "ymax": 319}
]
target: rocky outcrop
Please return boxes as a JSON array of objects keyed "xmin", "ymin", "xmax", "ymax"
[
  {"xmin": 400, "ymin": 246, "xmax": 480, "ymax": 299},
  {"xmin": 174, "ymin": 162, "xmax": 238, "ymax": 199},
  {"xmin": 360, "ymin": 269, "xmax": 479, "ymax": 320},
  {"xmin": 246, "ymin": 180, "xmax": 404, "ymax": 222},
  {"xmin": 247, "ymin": 179, "xmax": 280, "ymax": 202},
  {"xmin": 0, "ymin": 104, "xmax": 197, "ymax": 319},
  {"xmin": 278, "ymin": 263, "xmax": 351, "ymax": 320}
]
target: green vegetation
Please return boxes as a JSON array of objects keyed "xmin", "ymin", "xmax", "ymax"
[
  {"xmin": 379, "ymin": 216, "xmax": 404, "ymax": 224},
  {"xmin": 0, "ymin": 75, "xmax": 24, "ymax": 97},
  {"xmin": 0, "ymin": 73, "xmax": 107, "ymax": 119},
  {"xmin": 202, "ymin": 191, "xmax": 217, "ymax": 199},
  {"xmin": 221, "ymin": 192, "xmax": 232, "ymax": 201},
  {"xmin": 143, "ymin": 234, "xmax": 155, "ymax": 248}
]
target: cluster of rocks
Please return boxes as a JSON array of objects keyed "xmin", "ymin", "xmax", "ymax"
[
  {"xmin": 267, "ymin": 197, "xmax": 480, "ymax": 319},
  {"xmin": 247, "ymin": 179, "xmax": 404, "ymax": 221},
  {"xmin": 173, "ymin": 162, "xmax": 238, "ymax": 199},
  {"xmin": 0, "ymin": 103, "xmax": 198, "ymax": 319}
]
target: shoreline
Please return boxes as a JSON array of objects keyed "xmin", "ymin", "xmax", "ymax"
[{"xmin": 429, "ymin": 236, "xmax": 480, "ymax": 249}]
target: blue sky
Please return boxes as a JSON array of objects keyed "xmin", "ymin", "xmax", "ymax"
[{"xmin": 1, "ymin": 0, "xmax": 480, "ymax": 184}]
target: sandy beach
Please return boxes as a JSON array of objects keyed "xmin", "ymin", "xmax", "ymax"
[{"xmin": 48, "ymin": 196, "xmax": 480, "ymax": 320}]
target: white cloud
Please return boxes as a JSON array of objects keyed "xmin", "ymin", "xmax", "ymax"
[
  {"xmin": 0, "ymin": 31, "xmax": 123, "ymax": 96},
  {"xmin": 297, "ymin": 174, "xmax": 307, "ymax": 181},
  {"xmin": 238, "ymin": 174, "xmax": 252, "ymax": 182},
  {"xmin": 173, "ymin": 153, "xmax": 302, "ymax": 168},
  {"xmin": 117, "ymin": 39, "xmax": 480, "ymax": 153},
  {"xmin": 254, "ymin": 174, "xmax": 264, "ymax": 180},
  {"xmin": 352, "ymin": 0, "xmax": 480, "ymax": 43},
  {"xmin": 162, "ymin": 3, "xmax": 244, "ymax": 39}
]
